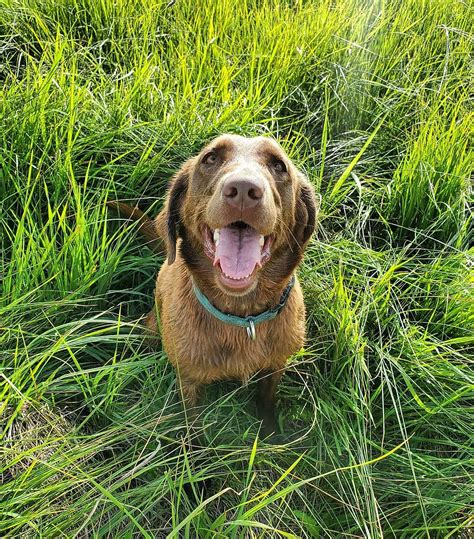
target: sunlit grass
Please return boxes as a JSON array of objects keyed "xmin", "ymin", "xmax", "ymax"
[{"xmin": 1, "ymin": 0, "xmax": 472, "ymax": 537}]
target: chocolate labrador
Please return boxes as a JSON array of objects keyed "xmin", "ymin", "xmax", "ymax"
[{"xmin": 109, "ymin": 134, "xmax": 318, "ymax": 434}]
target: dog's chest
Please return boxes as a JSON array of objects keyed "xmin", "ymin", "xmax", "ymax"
[
  {"xmin": 157, "ymin": 264, "xmax": 306, "ymax": 383},
  {"xmin": 163, "ymin": 294, "xmax": 305, "ymax": 383},
  {"xmin": 185, "ymin": 321, "xmax": 300, "ymax": 382}
]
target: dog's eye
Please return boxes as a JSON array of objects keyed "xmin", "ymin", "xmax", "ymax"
[
  {"xmin": 272, "ymin": 159, "xmax": 287, "ymax": 173},
  {"xmin": 202, "ymin": 152, "xmax": 218, "ymax": 165}
]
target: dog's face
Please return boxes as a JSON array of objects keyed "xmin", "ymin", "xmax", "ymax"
[{"xmin": 165, "ymin": 134, "xmax": 317, "ymax": 296}]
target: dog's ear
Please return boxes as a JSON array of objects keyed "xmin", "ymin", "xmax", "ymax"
[
  {"xmin": 165, "ymin": 163, "xmax": 190, "ymax": 264},
  {"xmin": 293, "ymin": 175, "xmax": 318, "ymax": 248}
]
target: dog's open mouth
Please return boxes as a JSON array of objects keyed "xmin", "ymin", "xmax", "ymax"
[{"xmin": 203, "ymin": 221, "xmax": 272, "ymax": 289}]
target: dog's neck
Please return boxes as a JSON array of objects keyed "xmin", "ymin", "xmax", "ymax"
[
  {"xmin": 185, "ymin": 265, "xmax": 294, "ymax": 318},
  {"xmin": 178, "ymin": 236, "xmax": 302, "ymax": 317}
]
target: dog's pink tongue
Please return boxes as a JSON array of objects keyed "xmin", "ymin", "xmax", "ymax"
[{"xmin": 214, "ymin": 227, "xmax": 261, "ymax": 279}]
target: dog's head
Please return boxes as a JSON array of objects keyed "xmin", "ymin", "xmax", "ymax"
[{"xmin": 164, "ymin": 134, "xmax": 318, "ymax": 296}]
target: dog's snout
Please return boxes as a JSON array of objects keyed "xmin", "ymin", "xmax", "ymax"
[{"xmin": 222, "ymin": 178, "xmax": 264, "ymax": 210}]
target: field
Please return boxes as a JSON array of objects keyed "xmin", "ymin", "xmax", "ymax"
[{"xmin": 0, "ymin": 0, "xmax": 472, "ymax": 537}]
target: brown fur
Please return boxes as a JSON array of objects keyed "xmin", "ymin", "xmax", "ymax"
[{"xmin": 110, "ymin": 134, "xmax": 318, "ymax": 433}]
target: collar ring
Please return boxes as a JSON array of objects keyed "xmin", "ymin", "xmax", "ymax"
[{"xmin": 246, "ymin": 319, "xmax": 256, "ymax": 341}]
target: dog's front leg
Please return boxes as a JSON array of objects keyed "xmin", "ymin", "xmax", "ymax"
[
  {"xmin": 177, "ymin": 376, "xmax": 202, "ymax": 420},
  {"xmin": 177, "ymin": 376, "xmax": 205, "ymax": 449},
  {"xmin": 175, "ymin": 375, "xmax": 210, "ymax": 496},
  {"xmin": 256, "ymin": 369, "xmax": 283, "ymax": 436}
]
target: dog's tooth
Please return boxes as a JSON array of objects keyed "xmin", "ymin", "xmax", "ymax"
[
  {"xmin": 213, "ymin": 229, "xmax": 220, "ymax": 243},
  {"xmin": 259, "ymin": 235, "xmax": 264, "ymax": 248}
]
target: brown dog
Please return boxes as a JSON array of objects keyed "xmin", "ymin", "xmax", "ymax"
[{"xmin": 110, "ymin": 134, "xmax": 318, "ymax": 434}]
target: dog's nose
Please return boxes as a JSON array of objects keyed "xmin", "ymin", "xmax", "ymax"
[{"xmin": 222, "ymin": 178, "xmax": 264, "ymax": 210}]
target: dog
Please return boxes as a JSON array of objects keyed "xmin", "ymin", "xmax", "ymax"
[{"xmin": 109, "ymin": 134, "xmax": 318, "ymax": 434}]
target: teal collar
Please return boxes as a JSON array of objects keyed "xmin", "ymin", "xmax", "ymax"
[{"xmin": 192, "ymin": 275, "xmax": 295, "ymax": 340}]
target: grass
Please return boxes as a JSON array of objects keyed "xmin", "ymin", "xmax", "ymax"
[{"xmin": 0, "ymin": 0, "xmax": 472, "ymax": 536}]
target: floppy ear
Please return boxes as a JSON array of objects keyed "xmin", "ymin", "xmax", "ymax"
[
  {"xmin": 293, "ymin": 176, "xmax": 318, "ymax": 248},
  {"xmin": 165, "ymin": 165, "xmax": 190, "ymax": 264}
]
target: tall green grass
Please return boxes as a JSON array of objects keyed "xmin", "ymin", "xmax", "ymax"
[{"xmin": 1, "ymin": 0, "xmax": 472, "ymax": 536}]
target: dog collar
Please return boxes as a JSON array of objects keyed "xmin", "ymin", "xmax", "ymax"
[{"xmin": 192, "ymin": 275, "xmax": 295, "ymax": 341}]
